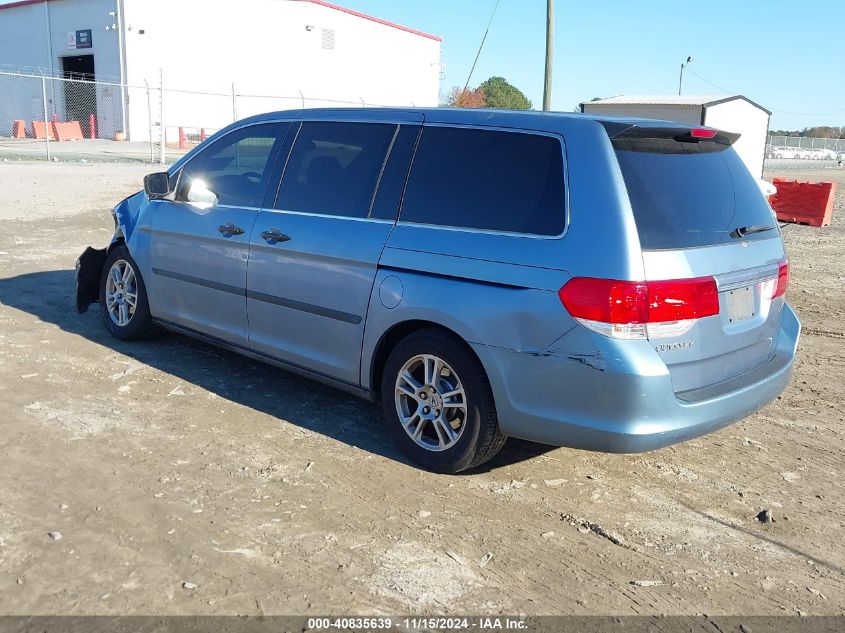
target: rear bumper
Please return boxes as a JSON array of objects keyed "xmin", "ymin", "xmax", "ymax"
[{"xmin": 472, "ymin": 303, "xmax": 800, "ymax": 453}]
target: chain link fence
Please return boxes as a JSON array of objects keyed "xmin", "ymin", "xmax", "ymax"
[
  {"xmin": 765, "ymin": 134, "xmax": 845, "ymax": 170},
  {"xmin": 0, "ymin": 69, "xmax": 414, "ymax": 164},
  {"xmin": 5, "ymin": 67, "xmax": 842, "ymax": 172}
]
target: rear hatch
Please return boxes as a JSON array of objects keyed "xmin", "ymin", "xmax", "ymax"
[{"xmin": 608, "ymin": 123, "xmax": 787, "ymax": 395}]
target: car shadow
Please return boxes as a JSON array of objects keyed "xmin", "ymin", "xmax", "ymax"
[{"xmin": 0, "ymin": 269, "xmax": 557, "ymax": 474}]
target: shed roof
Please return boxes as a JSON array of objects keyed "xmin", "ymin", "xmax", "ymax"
[{"xmin": 583, "ymin": 94, "xmax": 771, "ymax": 115}]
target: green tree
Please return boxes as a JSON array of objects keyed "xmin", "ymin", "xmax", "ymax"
[{"xmin": 478, "ymin": 76, "xmax": 532, "ymax": 110}]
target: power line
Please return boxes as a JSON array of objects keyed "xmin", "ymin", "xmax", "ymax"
[
  {"xmin": 463, "ymin": 0, "xmax": 502, "ymax": 92},
  {"xmin": 684, "ymin": 68, "xmax": 732, "ymax": 95},
  {"xmin": 685, "ymin": 67, "xmax": 845, "ymax": 118}
]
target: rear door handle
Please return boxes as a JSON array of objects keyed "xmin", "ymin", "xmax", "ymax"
[
  {"xmin": 260, "ymin": 228, "xmax": 291, "ymax": 244},
  {"xmin": 218, "ymin": 222, "xmax": 244, "ymax": 237}
]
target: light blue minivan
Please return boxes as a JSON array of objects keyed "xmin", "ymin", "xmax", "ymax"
[{"xmin": 76, "ymin": 108, "xmax": 800, "ymax": 473}]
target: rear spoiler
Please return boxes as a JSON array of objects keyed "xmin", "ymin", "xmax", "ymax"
[{"xmin": 600, "ymin": 122, "xmax": 740, "ymax": 147}]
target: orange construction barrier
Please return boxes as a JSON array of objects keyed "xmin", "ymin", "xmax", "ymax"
[
  {"xmin": 770, "ymin": 178, "xmax": 836, "ymax": 228},
  {"xmin": 12, "ymin": 119, "xmax": 26, "ymax": 138},
  {"xmin": 52, "ymin": 120, "xmax": 84, "ymax": 141},
  {"xmin": 31, "ymin": 121, "xmax": 56, "ymax": 139}
]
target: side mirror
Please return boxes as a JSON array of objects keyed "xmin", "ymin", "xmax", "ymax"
[
  {"xmin": 143, "ymin": 172, "xmax": 171, "ymax": 199},
  {"xmin": 186, "ymin": 179, "xmax": 219, "ymax": 207}
]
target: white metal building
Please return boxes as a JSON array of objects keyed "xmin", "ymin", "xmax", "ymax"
[
  {"xmin": 581, "ymin": 95, "xmax": 771, "ymax": 177},
  {"xmin": 0, "ymin": 0, "xmax": 442, "ymax": 140}
]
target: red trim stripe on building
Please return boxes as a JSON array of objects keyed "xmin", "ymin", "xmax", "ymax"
[
  {"xmin": 0, "ymin": 0, "xmax": 442, "ymax": 42},
  {"xmin": 305, "ymin": 0, "xmax": 441, "ymax": 41}
]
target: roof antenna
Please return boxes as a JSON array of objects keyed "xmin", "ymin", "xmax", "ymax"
[{"xmin": 463, "ymin": 0, "xmax": 501, "ymax": 93}]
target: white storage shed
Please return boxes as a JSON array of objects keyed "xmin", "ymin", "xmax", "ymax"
[{"xmin": 581, "ymin": 95, "xmax": 771, "ymax": 178}]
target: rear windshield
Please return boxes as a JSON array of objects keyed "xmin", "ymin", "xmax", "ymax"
[{"xmin": 614, "ymin": 140, "xmax": 776, "ymax": 250}]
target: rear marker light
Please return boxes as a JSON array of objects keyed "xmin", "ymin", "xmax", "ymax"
[
  {"xmin": 690, "ymin": 127, "xmax": 718, "ymax": 139},
  {"xmin": 769, "ymin": 261, "xmax": 789, "ymax": 299},
  {"xmin": 558, "ymin": 276, "xmax": 719, "ymax": 340}
]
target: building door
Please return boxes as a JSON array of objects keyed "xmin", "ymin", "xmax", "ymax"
[{"xmin": 60, "ymin": 55, "xmax": 96, "ymax": 137}]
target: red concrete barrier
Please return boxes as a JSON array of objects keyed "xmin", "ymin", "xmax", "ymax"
[
  {"xmin": 52, "ymin": 120, "xmax": 84, "ymax": 142},
  {"xmin": 770, "ymin": 178, "xmax": 836, "ymax": 227},
  {"xmin": 31, "ymin": 121, "xmax": 55, "ymax": 139},
  {"xmin": 12, "ymin": 119, "xmax": 26, "ymax": 138}
]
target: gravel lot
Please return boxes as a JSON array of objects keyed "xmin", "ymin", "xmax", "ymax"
[{"xmin": 0, "ymin": 161, "xmax": 843, "ymax": 615}]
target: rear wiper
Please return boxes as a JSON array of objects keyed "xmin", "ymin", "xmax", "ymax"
[{"xmin": 730, "ymin": 224, "xmax": 775, "ymax": 238}]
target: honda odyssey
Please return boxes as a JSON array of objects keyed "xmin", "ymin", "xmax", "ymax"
[{"xmin": 76, "ymin": 108, "xmax": 800, "ymax": 473}]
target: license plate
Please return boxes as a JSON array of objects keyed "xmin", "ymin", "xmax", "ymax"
[{"xmin": 726, "ymin": 285, "xmax": 754, "ymax": 323}]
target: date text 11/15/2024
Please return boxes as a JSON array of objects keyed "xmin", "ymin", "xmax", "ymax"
[{"xmin": 306, "ymin": 617, "xmax": 529, "ymax": 630}]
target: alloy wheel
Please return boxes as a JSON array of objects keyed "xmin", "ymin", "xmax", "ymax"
[
  {"xmin": 394, "ymin": 354, "xmax": 468, "ymax": 452},
  {"xmin": 104, "ymin": 259, "xmax": 138, "ymax": 327}
]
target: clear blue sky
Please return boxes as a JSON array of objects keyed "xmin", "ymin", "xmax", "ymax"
[
  {"xmin": 2, "ymin": 0, "xmax": 841, "ymax": 129},
  {"xmin": 353, "ymin": 0, "xmax": 842, "ymax": 130}
]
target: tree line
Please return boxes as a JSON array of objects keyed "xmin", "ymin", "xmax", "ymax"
[
  {"xmin": 445, "ymin": 77, "xmax": 532, "ymax": 110},
  {"xmin": 769, "ymin": 126, "xmax": 845, "ymax": 138}
]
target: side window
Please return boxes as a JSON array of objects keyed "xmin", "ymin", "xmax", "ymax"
[
  {"xmin": 176, "ymin": 123, "xmax": 284, "ymax": 207},
  {"xmin": 275, "ymin": 121, "xmax": 397, "ymax": 218},
  {"xmin": 400, "ymin": 126, "xmax": 566, "ymax": 236},
  {"xmin": 370, "ymin": 124, "xmax": 421, "ymax": 221}
]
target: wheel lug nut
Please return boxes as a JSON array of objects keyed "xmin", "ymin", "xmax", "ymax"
[
  {"xmin": 420, "ymin": 393, "xmax": 427, "ymax": 400},
  {"xmin": 423, "ymin": 407, "xmax": 430, "ymax": 414}
]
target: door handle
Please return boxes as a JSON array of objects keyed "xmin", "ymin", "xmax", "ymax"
[
  {"xmin": 260, "ymin": 228, "xmax": 291, "ymax": 244},
  {"xmin": 218, "ymin": 222, "xmax": 244, "ymax": 237}
]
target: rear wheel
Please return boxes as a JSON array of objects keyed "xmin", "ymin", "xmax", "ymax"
[
  {"xmin": 99, "ymin": 245, "xmax": 157, "ymax": 340},
  {"xmin": 381, "ymin": 329, "xmax": 505, "ymax": 473}
]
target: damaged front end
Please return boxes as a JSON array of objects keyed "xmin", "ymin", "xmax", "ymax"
[
  {"xmin": 75, "ymin": 190, "xmax": 145, "ymax": 314},
  {"xmin": 75, "ymin": 246, "xmax": 108, "ymax": 313}
]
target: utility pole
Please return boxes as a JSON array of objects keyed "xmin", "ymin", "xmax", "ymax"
[
  {"xmin": 543, "ymin": 0, "xmax": 554, "ymax": 111},
  {"xmin": 678, "ymin": 56, "xmax": 693, "ymax": 95}
]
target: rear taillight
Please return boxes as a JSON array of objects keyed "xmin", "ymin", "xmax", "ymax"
[
  {"xmin": 558, "ymin": 276, "xmax": 719, "ymax": 339},
  {"xmin": 769, "ymin": 261, "xmax": 789, "ymax": 299}
]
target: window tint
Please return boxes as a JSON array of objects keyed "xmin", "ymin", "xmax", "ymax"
[
  {"xmin": 400, "ymin": 127, "xmax": 566, "ymax": 235},
  {"xmin": 370, "ymin": 125, "xmax": 420, "ymax": 220},
  {"xmin": 615, "ymin": 144, "xmax": 777, "ymax": 249},
  {"xmin": 276, "ymin": 122, "xmax": 397, "ymax": 218},
  {"xmin": 176, "ymin": 123, "xmax": 283, "ymax": 207}
]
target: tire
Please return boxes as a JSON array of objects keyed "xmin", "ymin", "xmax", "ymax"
[
  {"xmin": 381, "ymin": 328, "xmax": 506, "ymax": 473},
  {"xmin": 99, "ymin": 245, "xmax": 157, "ymax": 340}
]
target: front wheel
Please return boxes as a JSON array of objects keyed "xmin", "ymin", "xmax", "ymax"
[
  {"xmin": 99, "ymin": 245, "xmax": 157, "ymax": 340},
  {"xmin": 381, "ymin": 329, "xmax": 506, "ymax": 473}
]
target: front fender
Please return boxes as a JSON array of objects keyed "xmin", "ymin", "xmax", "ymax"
[{"xmin": 112, "ymin": 190, "xmax": 145, "ymax": 245}]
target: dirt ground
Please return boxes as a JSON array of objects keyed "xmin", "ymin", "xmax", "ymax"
[{"xmin": 0, "ymin": 161, "xmax": 843, "ymax": 616}]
